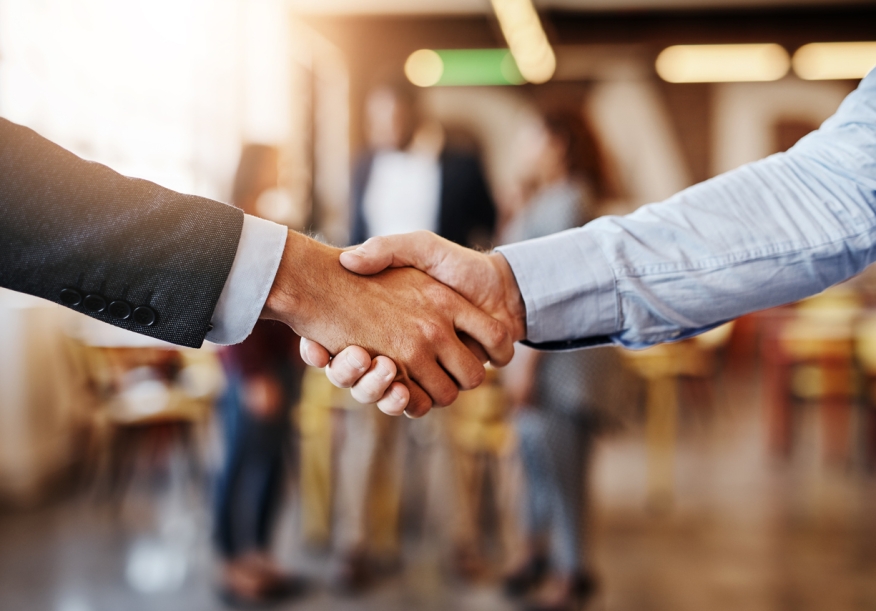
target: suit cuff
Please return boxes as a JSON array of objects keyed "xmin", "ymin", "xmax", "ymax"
[
  {"xmin": 496, "ymin": 227, "xmax": 618, "ymax": 344},
  {"xmin": 206, "ymin": 214, "xmax": 287, "ymax": 345}
]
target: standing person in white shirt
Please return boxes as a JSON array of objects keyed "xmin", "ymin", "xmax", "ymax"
[{"xmin": 331, "ymin": 81, "xmax": 498, "ymax": 592}]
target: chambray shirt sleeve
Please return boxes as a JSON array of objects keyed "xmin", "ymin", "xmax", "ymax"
[
  {"xmin": 497, "ymin": 69, "xmax": 876, "ymax": 350},
  {"xmin": 205, "ymin": 214, "xmax": 287, "ymax": 345}
]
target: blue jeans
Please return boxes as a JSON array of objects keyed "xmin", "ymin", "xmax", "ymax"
[
  {"xmin": 213, "ymin": 370, "xmax": 294, "ymax": 560},
  {"xmin": 516, "ymin": 407, "xmax": 594, "ymax": 575}
]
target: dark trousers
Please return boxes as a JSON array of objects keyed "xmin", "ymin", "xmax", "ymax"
[{"xmin": 213, "ymin": 371, "xmax": 292, "ymax": 560}]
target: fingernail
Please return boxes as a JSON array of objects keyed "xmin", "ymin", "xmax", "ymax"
[
  {"xmin": 391, "ymin": 386, "xmax": 406, "ymax": 401},
  {"xmin": 377, "ymin": 364, "xmax": 393, "ymax": 379},
  {"xmin": 346, "ymin": 351, "xmax": 366, "ymax": 370}
]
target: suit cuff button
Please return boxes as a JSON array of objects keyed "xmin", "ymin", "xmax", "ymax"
[
  {"xmin": 60, "ymin": 288, "xmax": 82, "ymax": 307},
  {"xmin": 108, "ymin": 300, "xmax": 132, "ymax": 320},
  {"xmin": 133, "ymin": 306, "xmax": 157, "ymax": 327},
  {"xmin": 83, "ymin": 294, "xmax": 107, "ymax": 313}
]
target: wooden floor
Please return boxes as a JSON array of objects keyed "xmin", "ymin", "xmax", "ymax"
[{"xmin": 1, "ymin": 369, "xmax": 875, "ymax": 611}]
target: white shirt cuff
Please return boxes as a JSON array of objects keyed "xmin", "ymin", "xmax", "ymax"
[
  {"xmin": 206, "ymin": 214, "xmax": 287, "ymax": 345},
  {"xmin": 496, "ymin": 227, "xmax": 618, "ymax": 344}
]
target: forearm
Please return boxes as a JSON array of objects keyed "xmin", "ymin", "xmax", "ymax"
[
  {"xmin": 499, "ymin": 71, "xmax": 876, "ymax": 349},
  {"xmin": 597, "ymin": 149, "xmax": 876, "ymax": 348},
  {"xmin": 0, "ymin": 118, "xmax": 243, "ymax": 348}
]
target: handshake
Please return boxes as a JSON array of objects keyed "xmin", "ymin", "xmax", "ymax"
[{"xmin": 261, "ymin": 230, "xmax": 527, "ymax": 418}]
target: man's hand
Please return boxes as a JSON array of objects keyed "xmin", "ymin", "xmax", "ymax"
[
  {"xmin": 262, "ymin": 231, "xmax": 514, "ymax": 417},
  {"xmin": 298, "ymin": 231, "xmax": 526, "ymax": 416}
]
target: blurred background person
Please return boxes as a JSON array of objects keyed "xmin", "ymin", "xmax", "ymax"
[
  {"xmin": 500, "ymin": 109, "xmax": 621, "ymax": 611},
  {"xmin": 213, "ymin": 144, "xmax": 307, "ymax": 606},
  {"xmin": 330, "ymin": 79, "xmax": 498, "ymax": 592},
  {"xmin": 350, "ymin": 80, "xmax": 497, "ymax": 248}
]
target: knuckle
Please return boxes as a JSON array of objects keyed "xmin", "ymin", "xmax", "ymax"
[
  {"xmin": 338, "ymin": 357, "xmax": 366, "ymax": 384},
  {"xmin": 460, "ymin": 363, "xmax": 486, "ymax": 391},
  {"xmin": 328, "ymin": 365, "xmax": 354, "ymax": 387},
  {"xmin": 486, "ymin": 319, "xmax": 509, "ymax": 348},
  {"xmin": 363, "ymin": 235, "xmax": 382, "ymax": 248},
  {"xmin": 420, "ymin": 320, "xmax": 444, "ymax": 343},
  {"xmin": 351, "ymin": 384, "xmax": 379, "ymax": 405},
  {"xmin": 377, "ymin": 400, "xmax": 401, "ymax": 417},
  {"xmin": 325, "ymin": 368, "xmax": 346, "ymax": 389},
  {"xmin": 433, "ymin": 384, "xmax": 459, "ymax": 408},
  {"xmin": 377, "ymin": 387, "xmax": 406, "ymax": 416},
  {"xmin": 406, "ymin": 403, "xmax": 431, "ymax": 419}
]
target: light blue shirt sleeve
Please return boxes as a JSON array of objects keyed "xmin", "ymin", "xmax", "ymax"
[{"xmin": 497, "ymin": 69, "xmax": 876, "ymax": 350}]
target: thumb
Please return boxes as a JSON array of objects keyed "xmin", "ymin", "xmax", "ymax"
[{"xmin": 340, "ymin": 231, "xmax": 443, "ymax": 276}]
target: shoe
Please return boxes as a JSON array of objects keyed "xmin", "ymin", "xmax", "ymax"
[
  {"xmin": 523, "ymin": 571, "xmax": 599, "ymax": 611},
  {"xmin": 502, "ymin": 555, "xmax": 548, "ymax": 598},
  {"xmin": 261, "ymin": 573, "xmax": 310, "ymax": 599},
  {"xmin": 329, "ymin": 550, "xmax": 369, "ymax": 595},
  {"xmin": 218, "ymin": 577, "xmax": 308, "ymax": 608},
  {"xmin": 218, "ymin": 556, "xmax": 309, "ymax": 608},
  {"xmin": 248, "ymin": 554, "xmax": 310, "ymax": 598},
  {"xmin": 452, "ymin": 546, "xmax": 486, "ymax": 582},
  {"xmin": 573, "ymin": 572, "xmax": 598, "ymax": 597}
]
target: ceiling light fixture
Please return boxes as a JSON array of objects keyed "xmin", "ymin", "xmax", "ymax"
[
  {"xmin": 489, "ymin": 0, "xmax": 555, "ymax": 84},
  {"xmin": 656, "ymin": 43, "xmax": 790, "ymax": 83},
  {"xmin": 793, "ymin": 42, "xmax": 876, "ymax": 81},
  {"xmin": 405, "ymin": 49, "xmax": 444, "ymax": 87}
]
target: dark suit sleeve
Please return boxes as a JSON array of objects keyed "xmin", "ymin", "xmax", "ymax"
[{"xmin": 0, "ymin": 118, "xmax": 244, "ymax": 348}]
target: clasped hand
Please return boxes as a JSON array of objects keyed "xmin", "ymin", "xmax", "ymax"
[{"xmin": 287, "ymin": 231, "xmax": 527, "ymax": 418}]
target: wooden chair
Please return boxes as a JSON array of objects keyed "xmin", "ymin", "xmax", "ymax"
[{"xmin": 622, "ymin": 323, "xmax": 734, "ymax": 512}]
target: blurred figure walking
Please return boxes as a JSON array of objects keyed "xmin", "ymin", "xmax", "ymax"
[
  {"xmin": 501, "ymin": 110, "xmax": 620, "ymax": 611},
  {"xmin": 213, "ymin": 145, "xmax": 307, "ymax": 606}
]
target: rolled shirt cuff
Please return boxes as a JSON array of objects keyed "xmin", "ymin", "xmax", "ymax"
[
  {"xmin": 206, "ymin": 214, "xmax": 287, "ymax": 345},
  {"xmin": 495, "ymin": 226, "xmax": 618, "ymax": 345}
]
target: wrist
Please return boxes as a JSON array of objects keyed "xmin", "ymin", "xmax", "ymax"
[
  {"xmin": 489, "ymin": 252, "xmax": 527, "ymax": 342},
  {"xmin": 262, "ymin": 230, "xmax": 337, "ymax": 330}
]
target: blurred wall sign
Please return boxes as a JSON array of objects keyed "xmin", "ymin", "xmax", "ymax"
[{"xmin": 406, "ymin": 49, "xmax": 524, "ymax": 87}]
